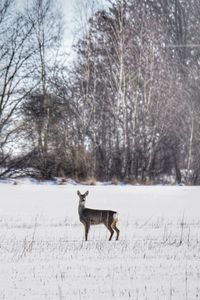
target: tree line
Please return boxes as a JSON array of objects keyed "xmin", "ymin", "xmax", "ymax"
[{"xmin": 1, "ymin": 0, "xmax": 200, "ymax": 184}]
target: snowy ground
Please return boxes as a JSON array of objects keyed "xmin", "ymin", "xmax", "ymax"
[{"xmin": 0, "ymin": 183, "xmax": 200, "ymax": 299}]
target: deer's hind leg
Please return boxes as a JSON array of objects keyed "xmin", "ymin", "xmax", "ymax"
[
  {"xmin": 104, "ymin": 221, "xmax": 114, "ymax": 241},
  {"xmin": 111, "ymin": 219, "xmax": 120, "ymax": 240}
]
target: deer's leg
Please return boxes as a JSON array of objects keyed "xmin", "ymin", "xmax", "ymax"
[
  {"xmin": 111, "ymin": 220, "xmax": 120, "ymax": 240},
  {"xmin": 104, "ymin": 223, "xmax": 114, "ymax": 241},
  {"xmin": 108, "ymin": 227, "xmax": 114, "ymax": 241},
  {"xmin": 84, "ymin": 222, "xmax": 90, "ymax": 241}
]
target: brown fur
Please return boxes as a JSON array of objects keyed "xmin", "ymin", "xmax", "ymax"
[{"xmin": 77, "ymin": 190, "xmax": 120, "ymax": 241}]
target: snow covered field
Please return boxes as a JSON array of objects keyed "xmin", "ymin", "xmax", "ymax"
[{"xmin": 0, "ymin": 183, "xmax": 200, "ymax": 299}]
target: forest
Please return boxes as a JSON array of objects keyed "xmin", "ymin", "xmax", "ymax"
[{"xmin": 1, "ymin": 0, "xmax": 200, "ymax": 184}]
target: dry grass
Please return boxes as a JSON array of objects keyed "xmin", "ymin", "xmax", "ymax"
[
  {"xmin": 125, "ymin": 178, "xmax": 153, "ymax": 185},
  {"xmin": 111, "ymin": 176, "xmax": 120, "ymax": 185},
  {"xmin": 80, "ymin": 177, "xmax": 97, "ymax": 185}
]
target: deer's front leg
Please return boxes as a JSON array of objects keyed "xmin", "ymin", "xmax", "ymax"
[{"xmin": 84, "ymin": 222, "xmax": 90, "ymax": 241}]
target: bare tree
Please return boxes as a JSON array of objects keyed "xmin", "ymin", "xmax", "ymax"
[
  {"xmin": 20, "ymin": 0, "xmax": 63, "ymax": 178},
  {"xmin": 10, "ymin": 0, "xmax": 200, "ymax": 184},
  {"xmin": 0, "ymin": 0, "xmax": 36, "ymax": 177}
]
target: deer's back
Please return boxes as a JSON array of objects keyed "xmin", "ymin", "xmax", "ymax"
[{"xmin": 80, "ymin": 208, "xmax": 117, "ymax": 225}]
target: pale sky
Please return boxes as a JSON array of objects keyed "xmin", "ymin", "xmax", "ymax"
[
  {"xmin": 60, "ymin": 0, "xmax": 74, "ymax": 51},
  {"xmin": 60, "ymin": 0, "xmax": 106, "ymax": 53},
  {"xmin": 16, "ymin": 0, "xmax": 106, "ymax": 57},
  {"xmin": 16, "ymin": 0, "xmax": 81, "ymax": 53}
]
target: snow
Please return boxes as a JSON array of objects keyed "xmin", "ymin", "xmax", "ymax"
[{"xmin": 0, "ymin": 184, "xmax": 200, "ymax": 299}]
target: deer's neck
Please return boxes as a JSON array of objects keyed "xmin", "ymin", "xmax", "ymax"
[{"xmin": 78, "ymin": 202, "xmax": 85, "ymax": 215}]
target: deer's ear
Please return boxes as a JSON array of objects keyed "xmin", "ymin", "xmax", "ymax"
[
  {"xmin": 85, "ymin": 191, "xmax": 89, "ymax": 196},
  {"xmin": 77, "ymin": 190, "xmax": 81, "ymax": 196}
]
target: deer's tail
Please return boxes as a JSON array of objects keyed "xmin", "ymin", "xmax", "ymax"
[{"xmin": 112, "ymin": 212, "xmax": 119, "ymax": 226}]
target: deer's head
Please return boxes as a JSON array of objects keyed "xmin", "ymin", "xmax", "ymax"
[{"xmin": 77, "ymin": 190, "xmax": 89, "ymax": 206}]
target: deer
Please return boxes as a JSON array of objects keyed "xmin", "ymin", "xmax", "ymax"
[{"xmin": 77, "ymin": 190, "xmax": 120, "ymax": 241}]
